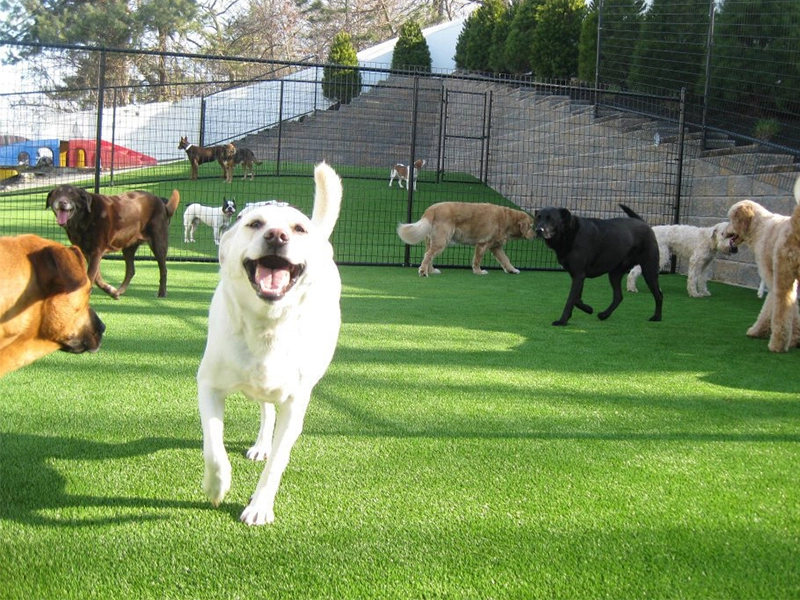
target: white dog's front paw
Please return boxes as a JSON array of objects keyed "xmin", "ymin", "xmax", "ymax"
[
  {"xmin": 240, "ymin": 501, "xmax": 275, "ymax": 526},
  {"xmin": 203, "ymin": 457, "xmax": 232, "ymax": 507},
  {"xmin": 507, "ymin": 268, "xmax": 520, "ymax": 274},
  {"xmin": 246, "ymin": 445, "xmax": 269, "ymax": 461}
]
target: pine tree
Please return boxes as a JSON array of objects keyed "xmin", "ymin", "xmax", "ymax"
[
  {"xmin": 578, "ymin": 0, "xmax": 644, "ymax": 88},
  {"xmin": 709, "ymin": 0, "xmax": 800, "ymax": 117},
  {"xmin": 504, "ymin": 0, "xmax": 544, "ymax": 74},
  {"xmin": 322, "ymin": 32, "xmax": 363, "ymax": 105},
  {"xmin": 454, "ymin": 0, "xmax": 507, "ymax": 72},
  {"xmin": 391, "ymin": 20, "xmax": 432, "ymax": 73},
  {"xmin": 529, "ymin": 0, "xmax": 586, "ymax": 80},
  {"xmin": 627, "ymin": 0, "xmax": 709, "ymax": 95}
]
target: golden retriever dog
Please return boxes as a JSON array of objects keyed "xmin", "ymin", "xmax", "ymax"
[
  {"xmin": 726, "ymin": 176, "xmax": 800, "ymax": 352},
  {"xmin": 197, "ymin": 162, "xmax": 342, "ymax": 525},
  {"xmin": 0, "ymin": 234, "xmax": 105, "ymax": 377},
  {"xmin": 397, "ymin": 202, "xmax": 534, "ymax": 276}
]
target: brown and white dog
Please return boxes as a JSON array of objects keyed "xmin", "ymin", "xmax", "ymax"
[
  {"xmin": 233, "ymin": 147, "xmax": 262, "ymax": 180},
  {"xmin": 726, "ymin": 177, "xmax": 800, "ymax": 352},
  {"xmin": 46, "ymin": 185, "xmax": 180, "ymax": 299},
  {"xmin": 389, "ymin": 159, "xmax": 426, "ymax": 191},
  {"xmin": 178, "ymin": 136, "xmax": 237, "ymax": 183},
  {"xmin": 0, "ymin": 234, "xmax": 105, "ymax": 377},
  {"xmin": 397, "ymin": 201, "xmax": 534, "ymax": 276}
]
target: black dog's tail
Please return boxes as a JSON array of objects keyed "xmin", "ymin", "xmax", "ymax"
[{"xmin": 619, "ymin": 204, "xmax": 644, "ymax": 221}]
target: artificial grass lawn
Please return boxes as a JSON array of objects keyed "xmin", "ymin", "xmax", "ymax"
[{"xmin": 1, "ymin": 261, "xmax": 798, "ymax": 599}]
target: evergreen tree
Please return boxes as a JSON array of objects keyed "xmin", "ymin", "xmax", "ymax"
[
  {"xmin": 709, "ymin": 0, "xmax": 800, "ymax": 117},
  {"xmin": 454, "ymin": 0, "xmax": 506, "ymax": 72},
  {"xmin": 627, "ymin": 0, "xmax": 709, "ymax": 95},
  {"xmin": 322, "ymin": 32, "xmax": 363, "ymax": 105},
  {"xmin": 0, "ymin": 0, "xmax": 199, "ymax": 105},
  {"xmin": 391, "ymin": 20, "xmax": 432, "ymax": 73},
  {"xmin": 489, "ymin": 2, "xmax": 515, "ymax": 74},
  {"xmin": 504, "ymin": 0, "xmax": 544, "ymax": 74},
  {"xmin": 578, "ymin": 2, "xmax": 599, "ymax": 83},
  {"xmin": 578, "ymin": 0, "xmax": 644, "ymax": 88},
  {"xmin": 529, "ymin": 0, "xmax": 585, "ymax": 79}
]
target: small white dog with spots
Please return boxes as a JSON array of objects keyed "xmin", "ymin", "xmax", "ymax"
[
  {"xmin": 627, "ymin": 222, "xmax": 737, "ymax": 297},
  {"xmin": 197, "ymin": 162, "xmax": 342, "ymax": 525},
  {"xmin": 183, "ymin": 197, "xmax": 237, "ymax": 245}
]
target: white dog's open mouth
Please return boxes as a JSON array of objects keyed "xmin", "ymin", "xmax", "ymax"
[{"xmin": 245, "ymin": 256, "xmax": 304, "ymax": 301}]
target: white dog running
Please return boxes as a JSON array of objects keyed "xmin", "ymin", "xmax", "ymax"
[
  {"xmin": 183, "ymin": 198, "xmax": 237, "ymax": 245},
  {"xmin": 627, "ymin": 222, "xmax": 736, "ymax": 297},
  {"xmin": 197, "ymin": 162, "xmax": 342, "ymax": 525}
]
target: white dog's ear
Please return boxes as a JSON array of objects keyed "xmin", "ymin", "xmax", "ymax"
[{"xmin": 311, "ymin": 162, "xmax": 342, "ymax": 240}]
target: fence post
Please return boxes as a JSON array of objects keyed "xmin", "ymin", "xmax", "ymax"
[
  {"xmin": 403, "ymin": 76, "xmax": 421, "ymax": 267},
  {"xmin": 673, "ymin": 87, "xmax": 687, "ymax": 226},
  {"xmin": 593, "ymin": 0, "xmax": 604, "ymax": 118},
  {"xmin": 436, "ymin": 84, "xmax": 445, "ymax": 184},
  {"xmin": 482, "ymin": 90, "xmax": 493, "ymax": 184},
  {"xmin": 199, "ymin": 97, "xmax": 207, "ymax": 146},
  {"xmin": 277, "ymin": 80, "xmax": 285, "ymax": 176},
  {"xmin": 701, "ymin": 0, "xmax": 716, "ymax": 148},
  {"xmin": 93, "ymin": 50, "xmax": 106, "ymax": 193}
]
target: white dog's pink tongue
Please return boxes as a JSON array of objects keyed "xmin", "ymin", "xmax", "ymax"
[
  {"xmin": 56, "ymin": 210, "xmax": 69, "ymax": 226},
  {"xmin": 256, "ymin": 263, "xmax": 290, "ymax": 294}
]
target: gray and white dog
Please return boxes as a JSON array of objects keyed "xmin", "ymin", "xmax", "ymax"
[{"xmin": 183, "ymin": 197, "xmax": 237, "ymax": 245}]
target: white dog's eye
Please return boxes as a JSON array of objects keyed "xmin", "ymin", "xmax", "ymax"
[
  {"xmin": 293, "ymin": 224, "xmax": 307, "ymax": 234},
  {"xmin": 247, "ymin": 219, "xmax": 264, "ymax": 230}
]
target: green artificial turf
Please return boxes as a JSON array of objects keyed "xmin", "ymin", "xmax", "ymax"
[{"xmin": 1, "ymin": 261, "xmax": 798, "ymax": 599}]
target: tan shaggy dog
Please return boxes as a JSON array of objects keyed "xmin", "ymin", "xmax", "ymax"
[
  {"xmin": 0, "ymin": 234, "xmax": 105, "ymax": 377},
  {"xmin": 397, "ymin": 202, "xmax": 535, "ymax": 276},
  {"xmin": 726, "ymin": 176, "xmax": 800, "ymax": 352}
]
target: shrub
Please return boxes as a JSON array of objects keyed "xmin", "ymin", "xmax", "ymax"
[
  {"xmin": 391, "ymin": 20, "xmax": 432, "ymax": 73},
  {"xmin": 322, "ymin": 32, "xmax": 362, "ymax": 104}
]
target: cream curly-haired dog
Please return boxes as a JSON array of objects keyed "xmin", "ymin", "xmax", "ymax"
[
  {"xmin": 726, "ymin": 176, "xmax": 800, "ymax": 352},
  {"xmin": 627, "ymin": 222, "xmax": 737, "ymax": 297}
]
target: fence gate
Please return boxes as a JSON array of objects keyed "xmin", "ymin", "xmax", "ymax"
[{"xmin": 439, "ymin": 89, "xmax": 491, "ymax": 183}]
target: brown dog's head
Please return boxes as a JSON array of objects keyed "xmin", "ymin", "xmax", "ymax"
[
  {"xmin": 515, "ymin": 211, "xmax": 535, "ymax": 240},
  {"xmin": 46, "ymin": 185, "xmax": 92, "ymax": 228},
  {"xmin": 178, "ymin": 136, "xmax": 190, "ymax": 150},
  {"xmin": 0, "ymin": 235, "xmax": 105, "ymax": 377},
  {"xmin": 32, "ymin": 243, "xmax": 105, "ymax": 354}
]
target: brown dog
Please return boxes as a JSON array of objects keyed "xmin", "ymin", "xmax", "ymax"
[
  {"xmin": 397, "ymin": 202, "xmax": 535, "ymax": 276},
  {"xmin": 178, "ymin": 136, "xmax": 236, "ymax": 183},
  {"xmin": 0, "ymin": 234, "xmax": 105, "ymax": 377},
  {"xmin": 46, "ymin": 185, "xmax": 180, "ymax": 299},
  {"xmin": 233, "ymin": 147, "xmax": 262, "ymax": 180}
]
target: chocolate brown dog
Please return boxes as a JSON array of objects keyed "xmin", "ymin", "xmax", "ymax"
[
  {"xmin": 178, "ymin": 136, "xmax": 236, "ymax": 183},
  {"xmin": 535, "ymin": 204, "xmax": 663, "ymax": 326},
  {"xmin": 46, "ymin": 185, "xmax": 180, "ymax": 299},
  {"xmin": 0, "ymin": 234, "xmax": 105, "ymax": 377}
]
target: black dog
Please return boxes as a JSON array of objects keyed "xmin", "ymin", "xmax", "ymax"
[{"xmin": 535, "ymin": 204, "xmax": 662, "ymax": 326}]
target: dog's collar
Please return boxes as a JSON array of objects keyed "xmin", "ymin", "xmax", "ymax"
[{"xmin": 184, "ymin": 143, "xmax": 195, "ymax": 150}]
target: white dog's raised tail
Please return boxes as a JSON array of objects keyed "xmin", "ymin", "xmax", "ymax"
[{"xmin": 311, "ymin": 161, "xmax": 342, "ymax": 240}]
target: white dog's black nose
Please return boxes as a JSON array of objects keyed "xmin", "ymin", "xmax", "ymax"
[{"xmin": 264, "ymin": 227, "xmax": 290, "ymax": 248}]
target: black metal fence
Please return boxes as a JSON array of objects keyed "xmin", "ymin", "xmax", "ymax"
[{"xmin": 0, "ymin": 42, "xmax": 692, "ymax": 272}]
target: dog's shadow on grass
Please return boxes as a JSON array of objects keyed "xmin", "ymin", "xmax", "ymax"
[{"xmin": 0, "ymin": 432, "xmax": 206, "ymax": 526}]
